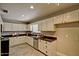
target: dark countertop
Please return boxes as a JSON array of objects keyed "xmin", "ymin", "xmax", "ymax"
[
  {"xmin": 2, "ymin": 34, "xmax": 27, "ymax": 37},
  {"xmin": 39, "ymin": 36, "xmax": 57, "ymax": 42},
  {"xmin": 2, "ymin": 33, "xmax": 57, "ymax": 42}
]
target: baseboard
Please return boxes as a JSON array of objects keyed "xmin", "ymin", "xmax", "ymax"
[
  {"xmin": 56, "ymin": 51, "xmax": 67, "ymax": 56},
  {"xmin": 25, "ymin": 42, "xmax": 47, "ymax": 56}
]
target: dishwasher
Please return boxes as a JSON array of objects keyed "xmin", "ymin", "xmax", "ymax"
[{"xmin": 33, "ymin": 36, "xmax": 38, "ymax": 49}]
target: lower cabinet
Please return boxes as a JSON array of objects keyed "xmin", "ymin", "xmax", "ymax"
[
  {"xmin": 38, "ymin": 39, "xmax": 57, "ymax": 56},
  {"xmin": 9, "ymin": 36, "xmax": 34, "ymax": 47},
  {"xmin": 25, "ymin": 36, "xmax": 33, "ymax": 46},
  {"xmin": 9, "ymin": 36, "xmax": 57, "ymax": 56},
  {"xmin": 38, "ymin": 39, "xmax": 46, "ymax": 53},
  {"xmin": 9, "ymin": 36, "xmax": 26, "ymax": 46}
]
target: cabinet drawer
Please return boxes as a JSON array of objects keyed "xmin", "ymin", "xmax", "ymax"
[
  {"xmin": 38, "ymin": 39, "xmax": 46, "ymax": 53},
  {"xmin": 26, "ymin": 37, "xmax": 33, "ymax": 46},
  {"xmin": 44, "ymin": 40, "xmax": 57, "ymax": 56}
]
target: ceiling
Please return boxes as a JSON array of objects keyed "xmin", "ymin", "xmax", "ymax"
[{"xmin": 0, "ymin": 3, "xmax": 79, "ymax": 23}]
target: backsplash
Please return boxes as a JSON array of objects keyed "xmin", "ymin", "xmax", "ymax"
[
  {"xmin": 2, "ymin": 31, "xmax": 26, "ymax": 35},
  {"xmin": 41, "ymin": 31, "xmax": 56, "ymax": 37}
]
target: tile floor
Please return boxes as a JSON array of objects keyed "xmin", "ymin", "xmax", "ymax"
[{"xmin": 9, "ymin": 43, "xmax": 45, "ymax": 56}]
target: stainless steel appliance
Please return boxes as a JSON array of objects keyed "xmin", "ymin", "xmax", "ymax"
[
  {"xmin": 0, "ymin": 15, "xmax": 9, "ymax": 56},
  {"xmin": 33, "ymin": 37, "xmax": 38, "ymax": 49}
]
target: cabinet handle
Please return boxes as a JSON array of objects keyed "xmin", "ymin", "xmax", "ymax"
[
  {"xmin": 40, "ymin": 40, "xmax": 41, "ymax": 42},
  {"xmin": 45, "ymin": 46, "xmax": 47, "ymax": 48},
  {"xmin": 46, "ymin": 51, "xmax": 47, "ymax": 53}
]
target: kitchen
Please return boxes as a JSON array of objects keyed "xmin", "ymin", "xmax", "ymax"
[{"xmin": 0, "ymin": 3, "xmax": 79, "ymax": 56}]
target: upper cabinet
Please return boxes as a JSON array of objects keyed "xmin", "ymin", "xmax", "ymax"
[
  {"xmin": 45, "ymin": 18, "xmax": 55, "ymax": 31},
  {"xmin": 3, "ymin": 23, "xmax": 13, "ymax": 31},
  {"xmin": 64, "ymin": 9, "xmax": 79, "ymax": 23},
  {"xmin": 40, "ymin": 18, "xmax": 55, "ymax": 31},
  {"xmin": 32, "ymin": 17, "xmax": 56, "ymax": 31},
  {"xmin": 54, "ymin": 9, "xmax": 79, "ymax": 24},
  {"xmin": 3, "ymin": 23, "xmax": 28, "ymax": 31}
]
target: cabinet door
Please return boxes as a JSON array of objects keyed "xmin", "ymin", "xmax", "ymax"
[
  {"xmin": 3, "ymin": 23, "xmax": 13, "ymax": 31},
  {"xmin": 41, "ymin": 20, "xmax": 47, "ymax": 31},
  {"xmin": 25, "ymin": 36, "xmax": 29, "ymax": 44},
  {"xmin": 46, "ymin": 18, "xmax": 56, "ymax": 31},
  {"xmin": 9, "ymin": 36, "xmax": 26, "ymax": 46},
  {"xmin": 27, "ymin": 24, "xmax": 31, "ymax": 31},
  {"xmin": 64, "ymin": 9, "xmax": 79, "ymax": 23},
  {"xmin": 54, "ymin": 9, "xmax": 79, "ymax": 24},
  {"xmin": 54, "ymin": 16, "xmax": 59, "ymax": 24},
  {"xmin": 64, "ymin": 11, "xmax": 75, "ymax": 23},
  {"xmin": 20, "ymin": 24, "xmax": 26, "ymax": 31},
  {"xmin": 46, "ymin": 40, "xmax": 57, "ymax": 56},
  {"xmin": 17, "ymin": 36, "xmax": 25, "ymax": 44},
  {"xmin": 23, "ymin": 36, "xmax": 28, "ymax": 42},
  {"xmin": 12, "ymin": 24, "xmax": 17, "ymax": 31},
  {"xmin": 38, "ymin": 39, "xmax": 46, "ymax": 53},
  {"xmin": 9, "ymin": 37, "xmax": 16, "ymax": 46},
  {"xmin": 38, "ymin": 21, "xmax": 42, "ymax": 31},
  {"xmin": 27, "ymin": 37, "xmax": 33, "ymax": 46}
]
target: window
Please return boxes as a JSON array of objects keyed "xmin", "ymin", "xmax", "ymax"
[{"xmin": 32, "ymin": 24, "xmax": 38, "ymax": 32}]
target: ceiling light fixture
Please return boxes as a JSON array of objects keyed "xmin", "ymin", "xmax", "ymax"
[
  {"xmin": 30, "ymin": 5, "xmax": 34, "ymax": 9},
  {"xmin": 22, "ymin": 15, "xmax": 24, "ymax": 17},
  {"xmin": 48, "ymin": 3, "xmax": 50, "ymax": 5},
  {"xmin": 57, "ymin": 3, "xmax": 60, "ymax": 6}
]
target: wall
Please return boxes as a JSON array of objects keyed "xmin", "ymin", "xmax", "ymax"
[
  {"xmin": 28, "ymin": 8, "xmax": 79, "ymax": 55},
  {"xmin": 54, "ymin": 23, "xmax": 79, "ymax": 56}
]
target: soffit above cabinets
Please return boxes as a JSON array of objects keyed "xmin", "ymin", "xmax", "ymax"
[{"xmin": 0, "ymin": 3, "xmax": 79, "ymax": 23}]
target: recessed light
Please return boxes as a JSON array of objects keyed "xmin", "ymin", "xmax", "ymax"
[
  {"xmin": 30, "ymin": 5, "xmax": 34, "ymax": 9},
  {"xmin": 48, "ymin": 3, "xmax": 50, "ymax": 5},
  {"xmin": 57, "ymin": 3, "xmax": 60, "ymax": 6},
  {"xmin": 22, "ymin": 15, "xmax": 24, "ymax": 17}
]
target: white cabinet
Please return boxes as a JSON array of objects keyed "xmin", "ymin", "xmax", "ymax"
[
  {"xmin": 27, "ymin": 24, "xmax": 32, "ymax": 31},
  {"xmin": 54, "ymin": 14, "xmax": 66, "ymax": 24},
  {"xmin": 46, "ymin": 40, "xmax": 57, "ymax": 56},
  {"xmin": 38, "ymin": 21, "xmax": 42, "ymax": 31},
  {"xmin": 64, "ymin": 9, "xmax": 79, "ymax": 23},
  {"xmin": 18, "ymin": 24, "xmax": 27, "ymax": 31},
  {"xmin": 38, "ymin": 39, "xmax": 57, "ymax": 56},
  {"xmin": 30, "ymin": 17, "xmax": 56, "ymax": 31},
  {"xmin": 41, "ymin": 20, "xmax": 47, "ymax": 31},
  {"xmin": 3, "ymin": 23, "xmax": 13, "ymax": 31},
  {"xmin": 38, "ymin": 39, "xmax": 46, "ymax": 53},
  {"xmin": 54, "ymin": 9, "xmax": 79, "ymax": 24},
  {"xmin": 9, "ymin": 36, "xmax": 26, "ymax": 46},
  {"xmin": 35, "ymin": 18, "xmax": 56, "ymax": 31},
  {"xmin": 41, "ymin": 18, "xmax": 55, "ymax": 31},
  {"xmin": 13, "ymin": 24, "xmax": 27, "ymax": 31},
  {"xmin": 3, "ymin": 23, "xmax": 27, "ymax": 31},
  {"xmin": 26, "ymin": 37, "xmax": 33, "ymax": 46},
  {"xmin": 12, "ymin": 23, "xmax": 18, "ymax": 31},
  {"xmin": 46, "ymin": 18, "xmax": 55, "ymax": 31}
]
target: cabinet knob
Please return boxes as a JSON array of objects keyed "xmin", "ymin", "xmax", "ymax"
[
  {"xmin": 46, "ymin": 51, "xmax": 47, "ymax": 53},
  {"xmin": 45, "ymin": 46, "xmax": 47, "ymax": 48}
]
